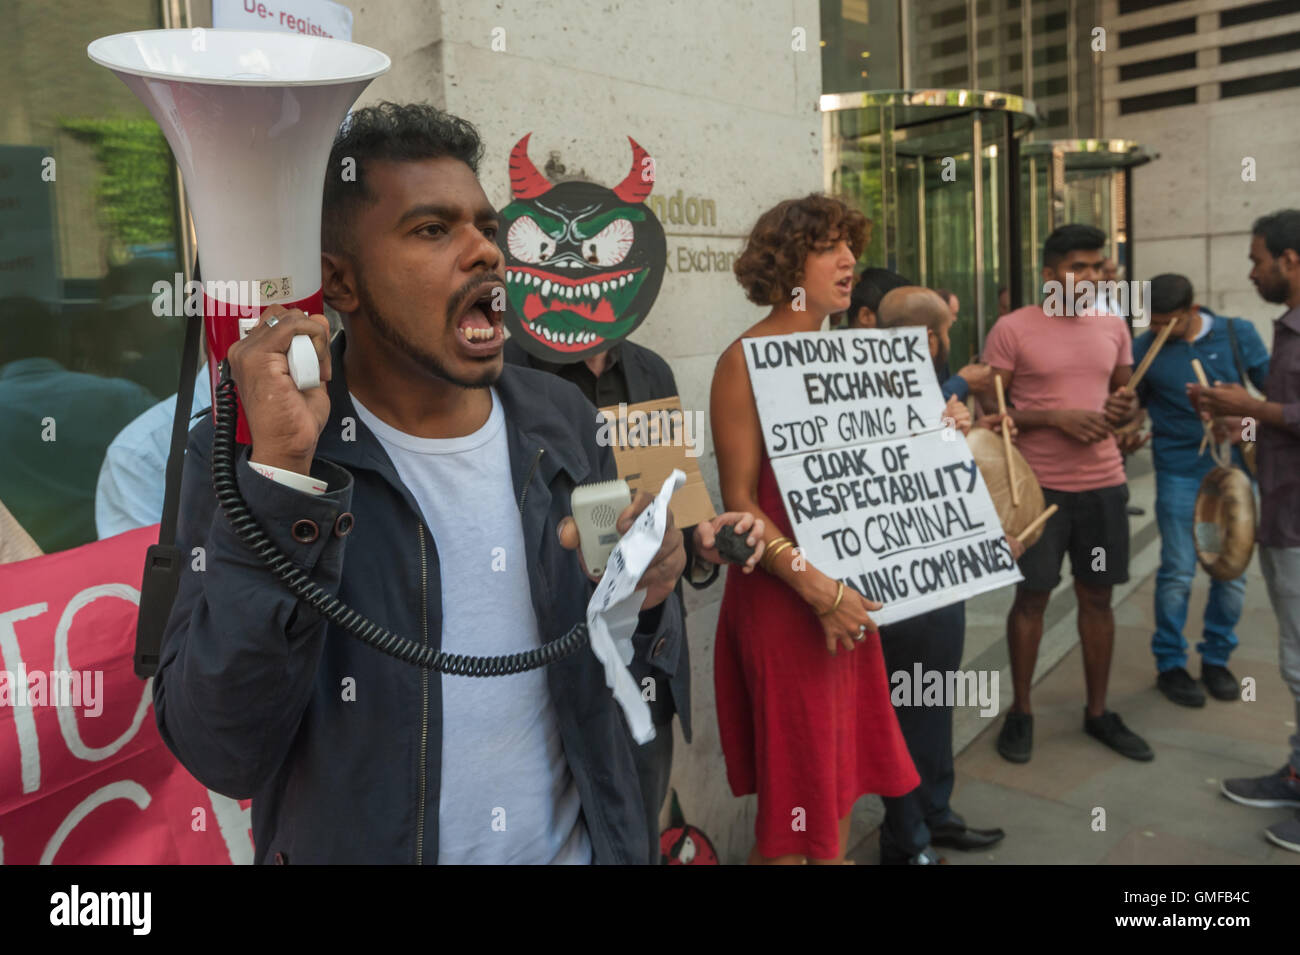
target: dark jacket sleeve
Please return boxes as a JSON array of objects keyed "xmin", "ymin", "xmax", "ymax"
[
  {"xmin": 941, "ymin": 374, "xmax": 970, "ymax": 402},
  {"xmin": 153, "ymin": 421, "xmax": 354, "ymax": 798}
]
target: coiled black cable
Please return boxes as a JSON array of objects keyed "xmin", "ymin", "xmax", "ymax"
[{"xmin": 211, "ymin": 361, "xmax": 589, "ymax": 675}]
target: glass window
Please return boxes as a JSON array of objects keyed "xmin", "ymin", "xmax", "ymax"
[
  {"xmin": 0, "ymin": 1, "xmax": 188, "ymax": 555},
  {"xmin": 907, "ymin": 0, "xmax": 971, "ymax": 88},
  {"xmin": 821, "ymin": 0, "xmax": 901, "ymax": 93}
]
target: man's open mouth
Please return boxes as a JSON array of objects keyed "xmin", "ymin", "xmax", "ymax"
[
  {"xmin": 457, "ymin": 281, "xmax": 505, "ymax": 346},
  {"xmin": 506, "ymin": 265, "xmax": 646, "ymax": 353}
]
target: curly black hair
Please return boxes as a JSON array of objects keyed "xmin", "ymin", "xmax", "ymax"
[
  {"xmin": 322, "ymin": 102, "xmax": 484, "ymax": 254},
  {"xmin": 733, "ymin": 195, "xmax": 869, "ymax": 306}
]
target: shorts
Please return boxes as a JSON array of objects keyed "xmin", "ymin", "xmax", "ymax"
[{"xmin": 1017, "ymin": 483, "xmax": 1131, "ymax": 592}]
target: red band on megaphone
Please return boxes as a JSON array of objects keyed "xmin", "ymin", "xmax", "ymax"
[{"xmin": 203, "ymin": 289, "xmax": 326, "ymax": 445}]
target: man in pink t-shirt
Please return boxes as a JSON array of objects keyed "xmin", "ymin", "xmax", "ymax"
[{"xmin": 982, "ymin": 224, "xmax": 1150, "ymax": 765}]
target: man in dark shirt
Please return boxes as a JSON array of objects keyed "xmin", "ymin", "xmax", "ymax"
[
  {"xmin": 1192, "ymin": 209, "xmax": 1300, "ymax": 854},
  {"xmin": 873, "ymin": 287, "xmax": 1009, "ymax": 864},
  {"xmin": 503, "ymin": 334, "xmax": 758, "ymax": 862}
]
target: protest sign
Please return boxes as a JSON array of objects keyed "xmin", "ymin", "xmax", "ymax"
[
  {"xmin": 597, "ymin": 397, "xmax": 716, "ymax": 529},
  {"xmin": 212, "ymin": 0, "xmax": 353, "ymax": 40},
  {"xmin": 0, "ymin": 528, "xmax": 251, "ymax": 864},
  {"xmin": 744, "ymin": 328, "xmax": 1022, "ymax": 626}
]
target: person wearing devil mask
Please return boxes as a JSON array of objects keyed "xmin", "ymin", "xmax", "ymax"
[{"xmin": 498, "ymin": 134, "xmax": 764, "ymax": 863}]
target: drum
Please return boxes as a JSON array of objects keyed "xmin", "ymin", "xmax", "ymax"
[
  {"xmin": 1194, "ymin": 466, "xmax": 1256, "ymax": 581},
  {"xmin": 966, "ymin": 428, "xmax": 1048, "ymax": 548}
]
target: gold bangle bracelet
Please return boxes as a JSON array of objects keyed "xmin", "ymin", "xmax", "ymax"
[
  {"xmin": 759, "ymin": 537, "xmax": 791, "ymax": 565},
  {"xmin": 816, "ymin": 580, "xmax": 845, "ymax": 617},
  {"xmin": 762, "ymin": 540, "xmax": 794, "ymax": 570}
]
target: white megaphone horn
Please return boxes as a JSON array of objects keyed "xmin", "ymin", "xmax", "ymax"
[{"xmin": 88, "ymin": 29, "xmax": 390, "ymax": 444}]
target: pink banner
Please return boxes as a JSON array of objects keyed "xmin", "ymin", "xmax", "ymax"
[{"xmin": 0, "ymin": 527, "xmax": 251, "ymax": 864}]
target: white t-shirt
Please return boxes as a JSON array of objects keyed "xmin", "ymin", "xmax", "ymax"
[{"xmin": 351, "ymin": 389, "xmax": 591, "ymax": 865}]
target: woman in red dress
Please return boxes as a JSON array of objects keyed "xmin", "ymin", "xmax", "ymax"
[{"xmin": 711, "ymin": 195, "xmax": 919, "ymax": 864}]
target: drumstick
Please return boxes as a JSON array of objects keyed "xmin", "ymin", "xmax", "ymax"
[
  {"xmin": 1191, "ymin": 358, "xmax": 1214, "ymax": 456},
  {"xmin": 1127, "ymin": 318, "xmax": 1177, "ymax": 392},
  {"xmin": 1016, "ymin": 504, "xmax": 1059, "ymax": 543},
  {"xmin": 994, "ymin": 374, "xmax": 1020, "ymax": 507}
]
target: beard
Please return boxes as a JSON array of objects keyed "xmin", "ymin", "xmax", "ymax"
[
  {"xmin": 355, "ymin": 273, "xmax": 499, "ymax": 390},
  {"xmin": 933, "ymin": 342, "xmax": 950, "ymax": 378},
  {"xmin": 1255, "ymin": 269, "xmax": 1290, "ymax": 305}
]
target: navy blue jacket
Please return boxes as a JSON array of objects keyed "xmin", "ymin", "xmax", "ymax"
[
  {"xmin": 154, "ymin": 332, "xmax": 679, "ymax": 864},
  {"xmin": 1134, "ymin": 309, "xmax": 1269, "ymax": 477},
  {"xmin": 502, "ymin": 336, "xmax": 694, "ymax": 741}
]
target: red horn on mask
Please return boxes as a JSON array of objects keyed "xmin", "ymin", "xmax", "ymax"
[
  {"xmin": 612, "ymin": 137, "xmax": 653, "ymax": 204},
  {"xmin": 509, "ymin": 133, "xmax": 551, "ymax": 199}
]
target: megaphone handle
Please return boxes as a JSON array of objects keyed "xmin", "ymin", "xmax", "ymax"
[{"xmin": 287, "ymin": 334, "xmax": 321, "ymax": 391}]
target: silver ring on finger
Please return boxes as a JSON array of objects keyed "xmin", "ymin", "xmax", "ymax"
[{"xmin": 263, "ymin": 315, "xmax": 280, "ymax": 329}]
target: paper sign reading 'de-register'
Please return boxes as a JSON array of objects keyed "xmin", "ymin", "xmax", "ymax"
[{"xmin": 743, "ymin": 328, "xmax": 1022, "ymax": 627}]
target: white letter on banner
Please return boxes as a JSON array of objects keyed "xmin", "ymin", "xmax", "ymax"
[
  {"xmin": 53, "ymin": 584, "xmax": 150, "ymax": 761},
  {"xmin": 40, "ymin": 780, "xmax": 150, "ymax": 864},
  {"xmin": 0, "ymin": 602, "xmax": 49, "ymax": 793}
]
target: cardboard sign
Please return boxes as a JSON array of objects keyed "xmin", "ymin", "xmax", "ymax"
[
  {"xmin": 0, "ymin": 528, "xmax": 251, "ymax": 864},
  {"xmin": 597, "ymin": 397, "xmax": 716, "ymax": 529},
  {"xmin": 744, "ymin": 329, "xmax": 1022, "ymax": 626}
]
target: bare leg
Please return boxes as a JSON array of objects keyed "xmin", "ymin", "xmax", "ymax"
[
  {"xmin": 1075, "ymin": 581, "xmax": 1115, "ymax": 718},
  {"xmin": 807, "ymin": 814, "xmax": 852, "ymax": 865},
  {"xmin": 1007, "ymin": 587, "xmax": 1052, "ymax": 714}
]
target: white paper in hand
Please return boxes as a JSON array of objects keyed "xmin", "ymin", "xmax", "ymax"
[{"xmin": 586, "ymin": 468, "xmax": 686, "ymax": 744}]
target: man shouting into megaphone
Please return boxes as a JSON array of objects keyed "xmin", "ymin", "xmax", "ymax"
[{"xmin": 154, "ymin": 103, "xmax": 760, "ymax": 864}]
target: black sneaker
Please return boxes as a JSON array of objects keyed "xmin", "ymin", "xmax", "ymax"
[
  {"xmin": 1201, "ymin": 664, "xmax": 1240, "ymax": 702},
  {"xmin": 996, "ymin": 711, "xmax": 1033, "ymax": 763},
  {"xmin": 1157, "ymin": 667, "xmax": 1206, "ymax": 707},
  {"xmin": 1084, "ymin": 710, "xmax": 1154, "ymax": 761},
  {"xmin": 1221, "ymin": 765, "xmax": 1300, "ymax": 809},
  {"xmin": 1265, "ymin": 813, "xmax": 1300, "ymax": 854}
]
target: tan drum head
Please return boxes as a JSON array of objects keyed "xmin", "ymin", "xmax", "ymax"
[
  {"xmin": 966, "ymin": 428, "xmax": 1048, "ymax": 548},
  {"xmin": 1194, "ymin": 467, "xmax": 1256, "ymax": 581}
]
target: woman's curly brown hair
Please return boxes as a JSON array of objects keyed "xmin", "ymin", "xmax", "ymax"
[{"xmin": 733, "ymin": 194, "xmax": 870, "ymax": 306}]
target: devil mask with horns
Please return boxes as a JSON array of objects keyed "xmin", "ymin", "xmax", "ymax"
[{"xmin": 497, "ymin": 134, "xmax": 667, "ymax": 362}]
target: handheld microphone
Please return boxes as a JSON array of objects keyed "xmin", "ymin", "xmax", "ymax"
[{"xmin": 570, "ymin": 479, "xmax": 632, "ymax": 577}]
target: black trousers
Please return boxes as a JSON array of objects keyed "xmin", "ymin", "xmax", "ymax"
[
  {"xmin": 878, "ymin": 602, "xmax": 966, "ymax": 861},
  {"xmin": 633, "ymin": 723, "xmax": 674, "ymax": 864}
]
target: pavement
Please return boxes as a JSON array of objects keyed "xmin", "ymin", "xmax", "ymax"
[{"xmin": 847, "ymin": 454, "xmax": 1300, "ymax": 865}]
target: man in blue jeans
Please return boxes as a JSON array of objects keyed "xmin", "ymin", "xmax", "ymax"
[{"xmin": 1132, "ymin": 274, "xmax": 1269, "ymax": 706}]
